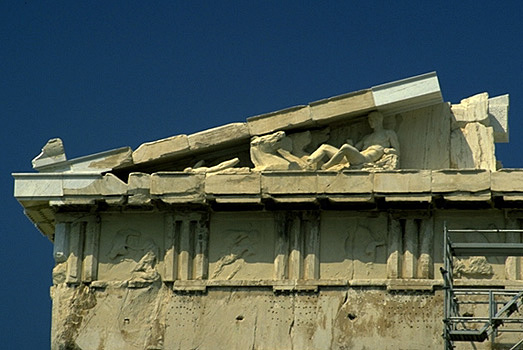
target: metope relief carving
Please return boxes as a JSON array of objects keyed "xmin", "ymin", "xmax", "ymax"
[
  {"xmin": 453, "ymin": 256, "xmax": 493, "ymax": 279},
  {"xmin": 106, "ymin": 228, "xmax": 161, "ymax": 284},
  {"xmin": 210, "ymin": 229, "xmax": 258, "ymax": 280},
  {"xmin": 344, "ymin": 219, "xmax": 388, "ymax": 279},
  {"xmin": 320, "ymin": 213, "xmax": 388, "ymax": 280},
  {"xmin": 443, "ymin": 219, "xmax": 506, "ymax": 280},
  {"xmin": 209, "ymin": 213, "xmax": 275, "ymax": 281}
]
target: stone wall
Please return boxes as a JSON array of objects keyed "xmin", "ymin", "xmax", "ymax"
[{"xmin": 49, "ymin": 207, "xmax": 523, "ymax": 349}]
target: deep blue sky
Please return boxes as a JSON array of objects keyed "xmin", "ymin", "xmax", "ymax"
[{"xmin": 2, "ymin": 2, "xmax": 522, "ymax": 348}]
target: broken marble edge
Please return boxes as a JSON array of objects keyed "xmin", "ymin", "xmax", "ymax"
[
  {"xmin": 33, "ymin": 146, "xmax": 133, "ymax": 173},
  {"xmin": 488, "ymin": 94, "xmax": 509, "ymax": 143}
]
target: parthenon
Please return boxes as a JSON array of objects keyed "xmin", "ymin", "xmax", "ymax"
[{"xmin": 15, "ymin": 72, "xmax": 523, "ymax": 350}]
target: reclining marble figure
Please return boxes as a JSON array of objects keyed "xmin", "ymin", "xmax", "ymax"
[
  {"xmin": 306, "ymin": 111, "xmax": 400, "ymax": 170},
  {"xmin": 248, "ymin": 111, "xmax": 400, "ymax": 171},
  {"xmin": 183, "ymin": 157, "xmax": 240, "ymax": 174}
]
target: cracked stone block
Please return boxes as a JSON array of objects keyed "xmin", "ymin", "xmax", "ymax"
[
  {"xmin": 133, "ymin": 134, "xmax": 190, "ymax": 164},
  {"xmin": 432, "ymin": 169, "xmax": 490, "ymax": 193},
  {"xmin": 188, "ymin": 122, "xmax": 250, "ymax": 150},
  {"xmin": 247, "ymin": 105, "xmax": 312, "ymax": 136},
  {"xmin": 374, "ymin": 170, "xmax": 431, "ymax": 193}
]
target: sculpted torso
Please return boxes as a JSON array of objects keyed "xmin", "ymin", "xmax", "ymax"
[
  {"xmin": 359, "ymin": 129, "xmax": 397, "ymax": 151},
  {"xmin": 306, "ymin": 111, "xmax": 400, "ymax": 170}
]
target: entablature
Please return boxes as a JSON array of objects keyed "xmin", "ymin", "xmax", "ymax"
[{"xmin": 14, "ymin": 169, "xmax": 523, "ymax": 239}]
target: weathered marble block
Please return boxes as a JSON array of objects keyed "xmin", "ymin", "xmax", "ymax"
[
  {"xmin": 205, "ymin": 172, "xmax": 260, "ymax": 195},
  {"xmin": 317, "ymin": 171, "xmax": 374, "ymax": 194},
  {"xmin": 150, "ymin": 172, "xmax": 204, "ymax": 202},
  {"xmin": 491, "ymin": 169, "xmax": 523, "ymax": 192},
  {"xmin": 432, "ymin": 169, "xmax": 491, "ymax": 193},
  {"xmin": 133, "ymin": 134, "xmax": 190, "ymax": 164},
  {"xmin": 310, "ymin": 89, "xmax": 374, "ymax": 123},
  {"xmin": 261, "ymin": 171, "xmax": 318, "ymax": 194},
  {"xmin": 247, "ymin": 105, "xmax": 311, "ymax": 136},
  {"xmin": 374, "ymin": 170, "xmax": 431, "ymax": 193},
  {"xmin": 188, "ymin": 122, "xmax": 250, "ymax": 150}
]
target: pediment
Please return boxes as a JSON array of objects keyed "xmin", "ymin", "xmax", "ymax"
[{"xmin": 29, "ymin": 72, "xmax": 509, "ymax": 179}]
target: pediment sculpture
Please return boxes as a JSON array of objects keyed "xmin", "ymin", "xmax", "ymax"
[
  {"xmin": 250, "ymin": 111, "xmax": 400, "ymax": 172},
  {"xmin": 183, "ymin": 157, "xmax": 241, "ymax": 174},
  {"xmin": 26, "ymin": 73, "xmax": 510, "ymax": 179}
]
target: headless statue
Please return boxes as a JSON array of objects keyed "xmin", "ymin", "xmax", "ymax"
[{"xmin": 307, "ymin": 111, "xmax": 400, "ymax": 170}]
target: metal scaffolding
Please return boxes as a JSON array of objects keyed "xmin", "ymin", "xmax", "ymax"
[{"xmin": 442, "ymin": 227, "xmax": 523, "ymax": 350}]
